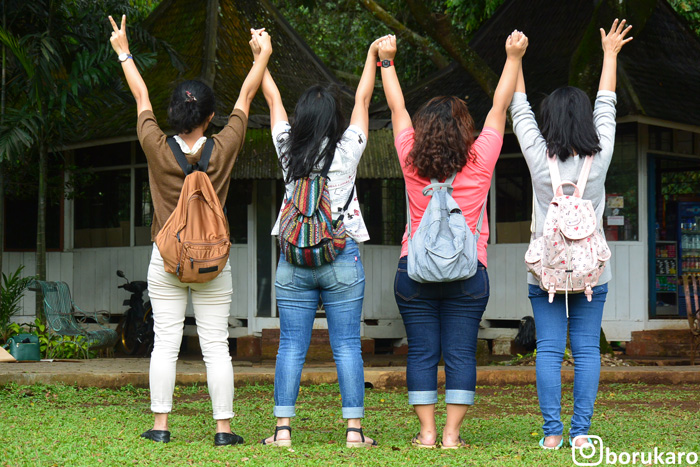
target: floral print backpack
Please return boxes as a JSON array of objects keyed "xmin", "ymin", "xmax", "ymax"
[{"xmin": 524, "ymin": 155, "xmax": 611, "ymax": 306}]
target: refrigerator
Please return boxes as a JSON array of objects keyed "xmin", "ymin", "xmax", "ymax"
[{"xmin": 678, "ymin": 201, "xmax": 700, "ymax": 317}]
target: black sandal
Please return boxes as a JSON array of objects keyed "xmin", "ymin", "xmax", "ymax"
[
  {"xmin": 261, "ymin": 425, "xmax": 292, "ymax": 447},
  {"xmin": 346, "ymin": 427, "xmax": 378, "ymax": 448}
]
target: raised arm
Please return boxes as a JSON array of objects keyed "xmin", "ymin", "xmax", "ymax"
[
  {"xmin": 349, "ymin": 38, "xmax": 382, "ymax": 137},
  {"xmin": 261, "ymin": 69, "xmax": 288, "ymax": 128},
  {"xmin": 598, "ymin": 19, "xmax": 633, "ymax": 92},
  {"xmin": 377, "ymin": 35, "xmax": 412, "ymax": 140},
  {"xmin": 483, "ymin": 30, "xmax": 528, "ymax": 136},
  {"xmin": 234, "ymin": 29, "xmax": 273, "ymax": 117},
  {"xmin": 515, "ymin": 60, "xmax": 525, "ymax": 94},
  {"xmin": 109, "ymin": 15, "xmax": 151, "ymax": 116}
]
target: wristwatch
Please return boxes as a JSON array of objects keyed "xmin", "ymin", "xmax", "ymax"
[
  {"xmin": 377, "ymin": 59, "xmax": 394, "ymax": 68},
  {"xmin": 118, "ymin": 53, "xmax": 133, "ymax": 63}
]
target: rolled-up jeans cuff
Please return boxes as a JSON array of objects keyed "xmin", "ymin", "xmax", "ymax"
[
  {"xmin": 408, "ymin": 390, "xmax": 438, "ymax": 405},
  {"xmin": 274, "ymin": 405, "xmax": 296, "ymax": 418},
  {"xmin": 213, "ymin": 411, "xmax": 234, "ymax": 420},
  {"xmin": 342, "ymin": 407, "xmax": 364, "ymax": 419},
  {"xmin": 445, "ymin": 389, "xmax": 475, "ymax": 405},
  {"xmin": 151, "ymin": 404, "xmax": 172, "ymax": 414}
]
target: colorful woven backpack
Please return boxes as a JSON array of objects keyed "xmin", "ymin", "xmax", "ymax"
[{"xmin": 278, "ymin": 156, "xmax": 353, "ymax": 267}]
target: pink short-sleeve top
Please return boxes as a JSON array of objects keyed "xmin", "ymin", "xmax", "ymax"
[{"xmin": 396, "ymin": 126, "xmax": 503, "ymax": 267}]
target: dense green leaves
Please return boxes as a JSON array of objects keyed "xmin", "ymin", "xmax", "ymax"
[
  {"xmin": 670, "ymin": 0, "xmax": 700, "ymax": 36},
  {"xmin": 0, "ymin": 266, "xmax": 35, "ymax": 343}
]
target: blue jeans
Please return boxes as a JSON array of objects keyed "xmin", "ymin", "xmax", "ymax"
[
  {"xmin": 529, "ymin": 283, "xmax": 608, "ymax": 438},
  {"xmin": 274, "ymin": 239, "xmax": 365, "ymax": 419},
  {"xmin": 395, "ymin": 257, "xmax": 489, "ymax": 406}
]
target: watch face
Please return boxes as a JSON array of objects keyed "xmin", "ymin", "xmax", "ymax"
[{"xmin": 382, "ymin": 59, "xmax": 391, "ymax": 68}]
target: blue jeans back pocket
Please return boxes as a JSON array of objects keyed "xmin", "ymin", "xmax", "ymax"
[
  {"xmin": 460, "ymin": 267, "xmax": 489, "ymax": 299},
  {"xmin": 275, "ymin": 259, "xmax": 295, "ymax": 287},
  {"xmin": 332, "ymin": 255, "xmax": 361, "ymax": 286},
  {"xmin": 395, "ymin": 268, "xmax": 421, "ymax": 302}
]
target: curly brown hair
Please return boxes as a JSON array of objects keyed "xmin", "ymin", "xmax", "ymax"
[{"xmin": 407, "ymin": 96, "xmax": 476, "ymax": 180}]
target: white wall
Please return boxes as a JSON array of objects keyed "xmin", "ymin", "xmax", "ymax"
[
  {"xmin": 3, "ymin": 241, "xmax": 682, "ymax": 341},
  {"xmin": 3, "ymin": 245, "xmax": 248, "ymax": 324},
  {"xmin": 3, "ymin": 251, "xmax": 73, "ymax": 322},
  {"xmin": 485, "ymin": 242, "xmax": 653, "ymax": 341}
]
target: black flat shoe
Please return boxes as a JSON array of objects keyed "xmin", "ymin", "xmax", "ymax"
[
  {"xmin": 140, "ymin": 429, "xmax": 170, "ymax": 443},
  {"xmin": 214, "ymin": 431, "xmax": 244, "ymax": 446}
]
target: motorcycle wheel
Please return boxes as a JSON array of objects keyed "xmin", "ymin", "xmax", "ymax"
[{"xmin": 120, "ymin": 314, "xmax": 141, "ymax": 355}]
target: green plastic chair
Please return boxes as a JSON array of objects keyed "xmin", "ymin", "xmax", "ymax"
[{"xmin": 29, "ymin": 280, "xmax": 117, "ymax": 357}]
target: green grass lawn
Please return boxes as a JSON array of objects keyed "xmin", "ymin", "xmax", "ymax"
[{"xmin": 1, "ymin": 382, "xmax": 698, "ymax": 466}]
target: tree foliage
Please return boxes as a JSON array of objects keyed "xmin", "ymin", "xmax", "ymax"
[
  {"xmin": 669, "ymin": 0, "xmax": 700, "ymax": 36},
  {"xmin": 0, "ymin": 0, "xmax": 162, "ymax": 320},
  {"xmin": 273, "ymin": 0, "xmax": 700, "ymax": 93}
]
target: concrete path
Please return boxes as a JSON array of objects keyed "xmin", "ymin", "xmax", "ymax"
[{"xmin": 1, "ymin": 359, "xmax": 699, "ymax": 388}]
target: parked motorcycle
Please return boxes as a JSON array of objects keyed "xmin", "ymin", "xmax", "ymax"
[{"xmin": 116, "ymin": 270, "xmax": 153, "ymax": 356}]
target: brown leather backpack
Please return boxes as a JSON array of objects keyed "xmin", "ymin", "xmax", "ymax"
[{"xmin": 155, "ymin": 138, "xmax": 230, "ymax": 283}]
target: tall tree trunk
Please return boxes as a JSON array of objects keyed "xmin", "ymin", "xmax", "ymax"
[
  {"xmin": 569, "ymin": 0, "xmax": 655, "ymax": 96},
  {"xmin": 405, "ymin": 0, "xmax": 499, "ymax": 97},
  {"xmin": 35, "ymin": 140, "xmax": 47, "ymax": 323},
  {"xmin": 0, "ymin": 1, "xmax": 6, "ymax": 277},
  {"xmin": 358, "ymin": 0, "xmax": 449, "ymax": 69}
]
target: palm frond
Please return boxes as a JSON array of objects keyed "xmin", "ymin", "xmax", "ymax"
[{"xmin": 0, "ymin": 107, "xmax": 43, "ymax": 162}]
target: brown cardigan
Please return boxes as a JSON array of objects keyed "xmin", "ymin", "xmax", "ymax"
[{"xmin": 136, "ymin": 109, "xmax": 248, "ymax": 241}]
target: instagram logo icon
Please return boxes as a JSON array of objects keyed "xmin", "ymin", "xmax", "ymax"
[{"xmin": 572, "ymin": 435, "xmax": 604, "ymax": 466}]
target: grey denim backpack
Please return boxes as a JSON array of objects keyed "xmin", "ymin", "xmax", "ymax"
[{"xmin": 406, "ymin": 172, "xmax": 487, "ymax": 283}]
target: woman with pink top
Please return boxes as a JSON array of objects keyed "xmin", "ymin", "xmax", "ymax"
[{"xmin": 377, "ymin": 33, "xmax": 527, "ymax": 448}]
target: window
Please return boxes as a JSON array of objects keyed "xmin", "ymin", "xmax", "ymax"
[
  {"xmin": 494, "ymin": 155, "xmax": 532, "ymax": 244},
  {"xmin": 3, "ymin": 153, "xmax": 62, "ymax": 251},
  {"xmin": 225, "ymin": 180, "xmax": 252, "ymax": 244},
  {"xmin": 603, "ymin": 124, "xmax": 638, "ymax": 241},
  {"xmin": 134, "ymin": 168, "xmax": 152, "ymax": 246},
  {"xmin": 357, "ymin": 179, "xmax": 406, "ymax": 245},
  {"xmin": 73, "ymin": 142, "xmax": 135, "ymax": 248},
  {"xmin": 74, "ymin": 141, "xmax": 251, "ymax": 248}
]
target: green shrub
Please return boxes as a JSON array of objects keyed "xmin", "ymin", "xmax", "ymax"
[
  {"xmin": 8, "ymin": 318, "xmax": 95, "ymax": 359},
  {"xmin": 0, "ymin": 266, "xmax": 35, "ymax": 343}
]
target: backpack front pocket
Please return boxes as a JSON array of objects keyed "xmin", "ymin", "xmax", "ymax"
[{"xmin": 178, "ymin": 239, "xmax": 230, "ymax": 283}]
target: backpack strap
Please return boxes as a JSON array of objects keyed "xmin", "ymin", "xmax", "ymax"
[
  {"xmin": 576, "ymin": 155, "xmax": 593, "ymax": 197},
  {"xmin": 422, "ymin": 172, "xmax": 457, "ymax": 196},
  {"xmin": 406, "ymin": 190, "xmax": 412, "ymax": 239},
  {"xmin": 474, "ymin": 193, "xmax": 488, "ymax": 238},
  {"xmin": 547, "ymin": 152, "xmax": 561, "ymax": 195},
  {"xmin": 166, "ymin": 137, "xmax": 215, "ymax": 175},
  {"xmin": 320, "ymin": 154, "xmax": 334, "ymax": 178},
  {"xmin": 408, "ymin": 172, "xmax": 458, "ymax": 239},
  {"xmin": 406, "ymin": 180, "xmax": 489, "ymax": 239},
  {"xmin": 334, "ymin": 186, "xmax": 355, "ymax": 224},
  {"xmin": 547, "ymin": 152, "xmax": 594, "ymax": 197}
]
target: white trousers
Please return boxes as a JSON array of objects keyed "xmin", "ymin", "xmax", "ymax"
[{"xmin": 147, "ymin": 244, "xmax": 234, "ymax": 419}]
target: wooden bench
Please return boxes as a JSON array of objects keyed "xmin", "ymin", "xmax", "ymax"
[
  {"xmin": 682, "ymin": 274, "xmax": 700, "ymax": 365},
  {"xmin": 30, "ymin": 280, "xmax": 117, "ymax": 357}
]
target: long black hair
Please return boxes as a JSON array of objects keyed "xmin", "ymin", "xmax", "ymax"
[
  {"xmin": 539, "ymin": 86, "xmax": 601, "ymax": 162},
  {"xmin": 168, "ymin": 80, "xmax": 216, "ymax": 134},
  {"xmin": 279, "ymin": 85, "xmax": 345, "ymax": 183}
]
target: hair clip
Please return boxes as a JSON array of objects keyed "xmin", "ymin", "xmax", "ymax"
[{"xmin": 185, "ymin": 90, "xmax": 197, "ymax": 103}]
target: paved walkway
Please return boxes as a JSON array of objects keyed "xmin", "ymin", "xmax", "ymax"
[{"xmin": 1, "ymin": 358, "xmax": 699, "ymax": 388}]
